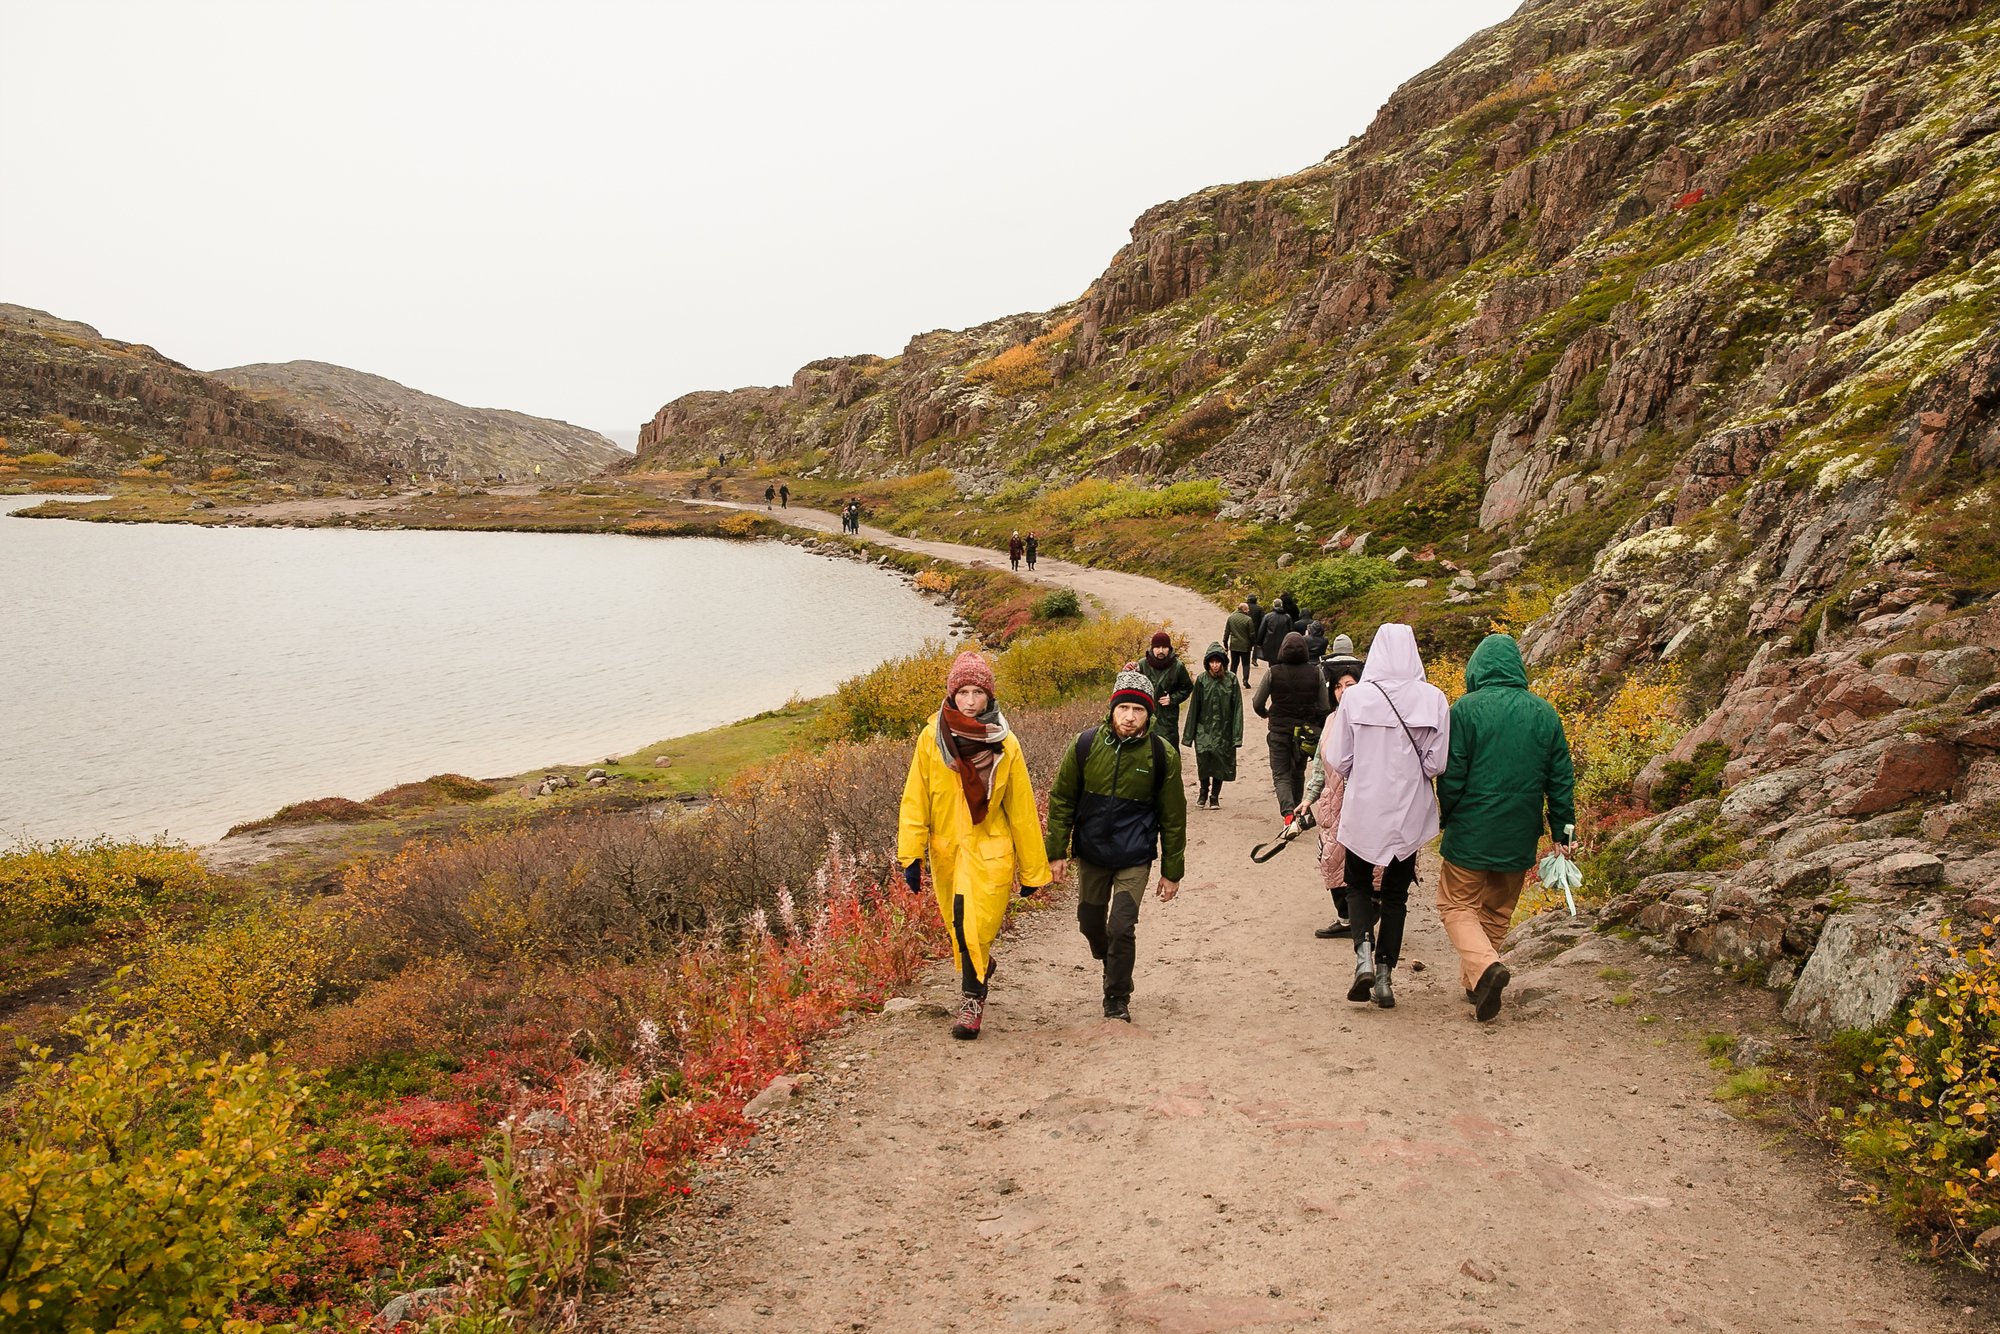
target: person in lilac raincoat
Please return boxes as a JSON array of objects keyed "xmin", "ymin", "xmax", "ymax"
[{"xmin": 1330, "ymin": 624, "xmax": 1450, "ymax": 1011}]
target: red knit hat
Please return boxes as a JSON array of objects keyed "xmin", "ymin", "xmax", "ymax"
[
  {"xmin": 944, "ymin": 650, "xmax": 996, "ymax": 700},
  {"xmin": 1150, "ymin": 630, "xmax": 1172, "ymax": 649}
]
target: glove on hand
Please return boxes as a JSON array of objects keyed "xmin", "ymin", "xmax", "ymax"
[
  {"xmin": 903, "ymin": 860, "xmax": 923, "ymax": 895},
  {"xmin": 1019, "ymin": 881, "xmax": 1041, "ymax": 898}
]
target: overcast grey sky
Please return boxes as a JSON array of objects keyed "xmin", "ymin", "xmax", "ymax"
[{"xmin": 4, "ymin": 2, "xmax": 1517, "ymax": 440}]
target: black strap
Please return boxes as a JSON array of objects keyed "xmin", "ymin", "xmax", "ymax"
[{"xmin": 1370, "ymin": 682, "xmax": 1437, "ymax": 795}]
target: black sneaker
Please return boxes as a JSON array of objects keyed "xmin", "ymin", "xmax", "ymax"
[
  {"xmin": 1314, "ymin": 919, "xmax": 1351, "ymax": 939},
  {"xmin": 1472, "ymin": 962, "xmax": 1510, "ymax": 1023},
  {"xmin": 1104, "ymin": 997, "xmax": 1131, "ymax": 1022}
]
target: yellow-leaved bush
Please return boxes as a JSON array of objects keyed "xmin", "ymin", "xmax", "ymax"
[
  {"xmin": 0, "ymin": 1013, "xmax": 362, "ymax": 1332},
  {"xmin": 0, "ymin": 836, "xmax": 209, "ymax": 937},
  {"xmin": 1839, "ymin": 923, "xmax": 2000, "ymax": 1250},
  {"xmin": 1533, "ymin": 658, "xmax": 1688, "ymax": 806},
  {"xmin": 133, "ymin": 896, "xmax": 357, "ymax": 1047},
  {"xmin": 813, "ymin": 639, "xmax": 959, "ymax": 743},
  {"xmin": 996, "ymin": 615, "xmax": 1151, "ymax": 708}
]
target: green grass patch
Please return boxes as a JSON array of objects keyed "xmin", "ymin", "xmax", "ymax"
[{"xmin": 611, "ymin": 699, "xmax": 826, "ymax": 794}]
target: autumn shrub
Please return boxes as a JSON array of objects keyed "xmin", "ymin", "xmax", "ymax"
[
  {"xmin": 15, "ymin": 452, "xmax": 65, "ymax": 467},
  {"xmin": 1284, "ymin": 555, "xmax": 1399, "ymax": 615},
  {"xmin": 1839, "ymin": 923, "xmax": 2000, "ymax": 1252},
  {"xmin": 1036, "ymin": 586, "xmax": 1081, "ymax": 619},
  {"xmin": 1426, "ymin": 650, "xmax": 1470, "ymax": 704},
  {"xmin": 1089, "ymin": 479, "xmax": 1223, "ymax": 521},
  {"xmin": 1535, "ymin": 658, "xmax": 1689, "ymax": 809},
  {"xmin": 719, "ymin": 511, "xmax": 769, "ymax": 536},
  {"xmin": 134, "ymin": 894, "xmax": 360, "ymax": 1048},
  {"xmin": 995, "ymin": 614, "xmax": 1149, "ymax": 709},
  {"xmin": 1164, "ymin": 394, "xmax": 1242, "ymax": 449},
  {"xmin": 813, "ymin": 639, "xmax": 958, "ymax": 743},
  {"xmin": 209, "ymin": 465, "xmax": 239, "ymax": 481},
  {"xmin": 1487, "ymin": 566, "xmax": 1571, "ymax": 636},
  {"xmin": 0, "ymin": 1013, "xmax": 359, "ymax": 1332},
  {"xmin": 227, "ymin": 795, "xmax": 379, "ymax": 836},
  {"xmin": 285, "ymin": 956, "xmax": 494, "ymax": 1071},
  {"xmin": 912, "ymin": 568, "xmax": 958, "ymax": 596},
  {"xmin": 0, "ymin": 835, "xmax": 209, "ymax": 939},
  {"xmin": 28, "ymin": 477, "xmax": 93, "ymax": 493},
  {"xmin": 964, "ymin": 344, "xmax": 1052, "ymax": 395},
  {"xmin": 370, "ymin": 773, "xmax": 494, "ymax": 810}
]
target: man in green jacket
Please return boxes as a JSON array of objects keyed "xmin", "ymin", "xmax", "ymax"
[
  {"xmin": 1223, "ymin": 603, "xmax": 1257, "ymax": 686},
  {"xmin": 1137, "ymin": 631, "xmax": 1194, "ymax": 742},
  {"xmin": 1436, "ymin": 634, "xmax": 1576, "ymax": 1022},
  {"xmin": 1046, "ymin": 671, "xmax": 1189, "ymax": 1022}
]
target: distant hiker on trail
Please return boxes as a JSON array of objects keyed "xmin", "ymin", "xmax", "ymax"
[
  {"xmin": 1303, "ymin": 619, "xmax": 1328, "ymax": 661},
  {"xmin": 779, "ymin": 483, "xmax": 789, "ymax": 508},
  {"xmin": 1251, "ymin": 631, "xmax": 1328, "ymax": 815},
  {"xmin": 1224, "ymin": 603, "xmax": 1256, "ymax": 687},
  {"xmin": 1299, "ymin": 657, "xmax": 1367, "ymax": 939},
  {"xmin": 1008, "ymin": 531, "xmax": 1024, "ymax": 572},
  {"xmin": 1024, "ymin": 533, "xmax": 1038, "ymax": 570},
  {"xmin": 765, "ymin": 483, "xmax": 776, "ymax": 509},
  {"xmin": 1045, "ymin": 672, "xmax": 1188, "ymax": 1023},
  {"xmin": 1181, "ymin": 643, "xmax": 1242, "ymax": 808},
  {"xmin": 898, "ymin": 650, "xmax": 1052, "ymax": 1041},
  {"xmin": 1321, "ymin": 633, "xmax": 1364, "ymax": 691},
  {"xmin": 1136, "ymin": 631, "xmax": 1193, "ymax": 742},
  {"xmin": 1330, "ymin": 623, "xmax": 1449, "ymax": 1012},
  {"xmin": 1437, "ymin": 633, "xmax": 1576, "ymax": 1023},
  {"xmin": 1257, "ymin": 599, "xmax": 1295, "ymax": 674},
  {"xmin": 1244, "ymin": 595, "xmax": 1265, "ymax": 665}
]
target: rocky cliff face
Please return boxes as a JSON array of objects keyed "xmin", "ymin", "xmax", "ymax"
[
  {"xmin": 0, "ymin": 304, "xmax": 392, "ymax": 483},
  {"xmin": 632, "ymin": 0, "xmax": 2000, "ymax": 1027},
  {"xmin": 211, "ymin": 361, "xmax": 626, "ymax": 483}
]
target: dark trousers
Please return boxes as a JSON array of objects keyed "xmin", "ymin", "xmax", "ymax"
[
  {"xmin": 1267, "ymin": 734, "xmax": 1308, "ymax": 814},
  {"xmin": 1026, "ymin": 553, "xmax": 1036, "ymax": 569},
  {"xmin": 1076, "ymin": 861, "xmax": 1148, "ymax": 1002},
  {"xmin": 1346, "ymin": 849, "xmax": 1416, "ymax": 970},
  {"xmin": 1229, "ymin": 648, "xmax": 1251, "ymax": 682}
]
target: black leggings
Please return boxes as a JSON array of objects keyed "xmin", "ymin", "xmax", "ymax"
[{"xmin": 1345, "ymin": 849, "xmax": 1416, "ymax": 970}]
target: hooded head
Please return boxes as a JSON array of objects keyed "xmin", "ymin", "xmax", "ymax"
[
  {"xmin": 1342, "ymin": 623, "xmax": 1448, "ymax": 731},
  {"xmin": 1203, "ymin": 641, "xmax": 1228, "ymax": 673},
  {"xmin": 945, "ymin": 651, "xmax": 996, "ymax": 702},
  {"xmin": 1465, "ymin": 633, "xmax": 1529, "ymax": 692},
  {"xmin": 1279, "ymin": 631, "xmax": 1308, "ymax": 664}
]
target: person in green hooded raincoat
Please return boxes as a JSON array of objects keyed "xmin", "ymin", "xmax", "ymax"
[
  {"xmin": 1436, "ymin": 633, "xmax": 1577, "ymax": 1021},
  {"xmin": 1180, "ymin": 642, "xmax": 1243, "ymax": 807}
]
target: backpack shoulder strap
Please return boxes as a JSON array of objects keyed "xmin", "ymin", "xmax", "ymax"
[
  {"xmin": 1150, "ymin": 733, "xmax": 1168, "ymax": 801},
  {"xmin": 1073, "ymin": 726, "xmax": 1099, "ymax": 775}
]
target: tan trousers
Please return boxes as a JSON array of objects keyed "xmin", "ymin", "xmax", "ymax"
[{"xmin": 1438, "ymin": 859, "xmax": 1528, "ymax": 991}]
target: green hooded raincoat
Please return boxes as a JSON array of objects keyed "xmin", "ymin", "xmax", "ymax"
[
  {"xmin": 1437, "ymin": 634, "xmax": 1577, "ymax": 872},
  {"xmin": 1180, "ymin": 643, "xmax": 1243, "ymax": 781}
]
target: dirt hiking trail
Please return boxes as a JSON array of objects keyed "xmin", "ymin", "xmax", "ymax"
[
  {"xmin": 690, "ymin": 498, "xmax": 1218, "ymax": 633},
  {"xmin": 582, "ymin": 520, "xmax": 1981, "ymax": 1334}
]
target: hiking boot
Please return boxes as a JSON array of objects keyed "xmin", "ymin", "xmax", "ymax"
[
  {"xmin": 951, "ymin": 996, "xmax": 985, "ymax": 1039},
  {"xmin": 1347, "ymin": 940, "xmax": 1376, "ymax": 1002},
  {"xmin": 1373, "ymin": 967, "xmax": 1395, "ymax": 1009},
  {"xmin": 1104, "ymin": 997, "xmax": 1131, "ymax": 1022},
  {"xmin": 1472, "ymin": 962, "xmax": 1510, "ymax": 1023},
  {"xmin": 1314, "ymin": 919, "xmax": 1351, "ymax": 939}
]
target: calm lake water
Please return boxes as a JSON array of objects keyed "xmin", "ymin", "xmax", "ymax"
[{"xmin": 1, "ymin": 497, "xmax": 954, "ymax": 843}]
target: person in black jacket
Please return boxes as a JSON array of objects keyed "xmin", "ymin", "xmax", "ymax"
[
  {"xmin": 1252, "ymin": 631, "xmax": 1330, "ymax": 814},
  {"xmin": 1136, "ymin": 631, "xmax": 1194, "ymax": 743},
  {"xmin": 1257, "ymin": 601, "xmax": 1295, "ymax": 674},
  {"xmin": 1025, "ymin": 533, "xmax": 1039, "ymax": 570}
]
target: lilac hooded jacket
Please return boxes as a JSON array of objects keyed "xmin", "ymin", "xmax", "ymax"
[{"xmin": 1331, "ymin": 623, "xmax": 1450, "ymax": 864}]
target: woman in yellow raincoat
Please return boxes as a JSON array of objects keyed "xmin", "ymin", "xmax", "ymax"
[{"xmin": 898, "ymin": 650, "xmax": 1052, "ymax": 1039}]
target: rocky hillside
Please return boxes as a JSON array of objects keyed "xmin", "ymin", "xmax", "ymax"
[
  {"xmin": 630, "ymin": 0, "xmax": 2000, "ymax": 1035},
  {"xmin": 211, "ymin": 361, "xmax": 626, "ymax": 482},
  {"xmin": 0, "ymin": 304, "xmax": 392, "ymax": 484}
]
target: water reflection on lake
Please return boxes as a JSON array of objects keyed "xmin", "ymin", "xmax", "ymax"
[{"xmin": 0, "ymin": 497, "xmax": 952, "ymax": 842}]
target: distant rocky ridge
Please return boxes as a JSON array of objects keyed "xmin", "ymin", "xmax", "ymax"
[
  {"xmin": 0, "ymin": 303, "xmax": 392, "ymax": 483},
  {"xmin": 211, "ymin": 361, "xmax": 625, "ymax": 483}
]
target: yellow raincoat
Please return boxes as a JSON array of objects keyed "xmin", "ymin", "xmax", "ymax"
[{"xmin": 898, "ymin": 714, "xmax": 1051, "ymax": 993}]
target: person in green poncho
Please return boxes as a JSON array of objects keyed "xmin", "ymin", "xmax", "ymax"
[
  {"xmin": 1436, "ymin": 633, "xmax": 1577, "ymax": 1022},
  {"xmin": 1180, "ymin": 643, "xmax": 1243, "ymax": 807}
]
